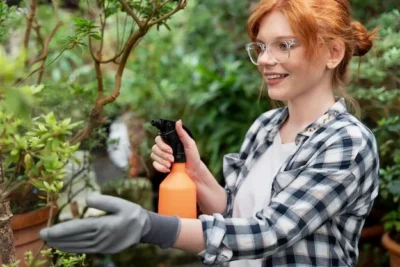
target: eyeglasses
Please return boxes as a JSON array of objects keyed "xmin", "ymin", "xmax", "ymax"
[{"xmin": 245, "ymin": 39, "xmax": 299, "ymax": 65}]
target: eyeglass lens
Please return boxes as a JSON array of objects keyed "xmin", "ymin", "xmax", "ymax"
[{"xmin": 247, "ymin": 40, "xmax": 292, "ymax": 65}]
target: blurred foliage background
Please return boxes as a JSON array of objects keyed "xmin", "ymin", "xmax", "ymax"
[
  {"xmin": 0, "ymin": 0, "xmax": 399, "ymax": 266},
  {"xmin": 3, "ymin": 0, "xmax": 398, "ymax": 180}
]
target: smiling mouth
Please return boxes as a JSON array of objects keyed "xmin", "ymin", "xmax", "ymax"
[{"xmin": 266, "ymin": 74, "xmax": 289, "ymax": 80}]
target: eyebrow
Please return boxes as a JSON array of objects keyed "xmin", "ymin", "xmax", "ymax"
[{"xmin": 255, "ymin": 35, "xmax": 297, "ymax": 42}]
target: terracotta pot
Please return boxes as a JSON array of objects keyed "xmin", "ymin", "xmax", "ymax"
[
  {"xmin": 382, "ymin": 232, "xmax": 400, "ymax": 267},
  {"xmin": 361, "ymin": 224, "xmax": 384, "ymax": 239},
  {"xmin": 0, "ymin": 206, "xmax": 56, "ymax": 267}
]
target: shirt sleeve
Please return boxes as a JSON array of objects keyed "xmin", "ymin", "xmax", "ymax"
[{"xmin": 198, "ymin": 126, "xmax": 379, "ymax": 265}]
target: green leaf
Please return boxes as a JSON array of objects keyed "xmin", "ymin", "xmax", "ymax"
[{"xmin": 89, "ymin": 33, "xmax": 102, "ymax": 40}]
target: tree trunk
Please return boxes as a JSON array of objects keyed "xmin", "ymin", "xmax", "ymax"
[{"xmin": 0, "ymin": 161, "xmax": 16, "ymax": 265}]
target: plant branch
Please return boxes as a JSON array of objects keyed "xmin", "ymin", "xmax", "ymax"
[
  {"xmin": 148, "ymin": 0, "xmax": 187, "ymax": 27},
  {"xmin": 94, "ymin": 61, "xmax": 104, "ymax": 98},
  {"xmin": 159, "ymin": 0, "xmax": 173, "ymax": 10},
  {"xmin": 71, "ymin": 29, "xmax": 146, "ymax": 144},
  {"xmin": 23, "ymin": 0, "xmax": 38, "ymax": 53},
  {"xmin": 18, "ymin": 46, "xmax": 69, "ymax": 86},
  {"xmin": 35, "ymin": 0, "xmax": 63, "ymax": 84},
  {"xmin": 99, "ymin": 4, "xmax": 106, "ymax": 56},
  {"xmin": 98, "ymin": 30, "xmax": 146, "ymax": 107},
  {"xmin": 89, "ymin": 37, "xmax": 125, "ymax": 64},
  {"xmin": 88, "ymin": 36, "xmax": 99, "ymax": 61},
  {"xmin": 29, "ymin": 19, "xmax": 63, "ymax": 66},
  {"xmin": 119, "ymin": 0, "xmax": 145, "ymax": 29},
  {"xmin": 71, "ymin": 1, "xmax": 189, "ymax": 144},
  {"xmin": 32, "ymin": 19, "xmax": 44, "ymax": 49},
  {"xmin": 57, "ymin": 185, "xmax": 86, "ymax": 221},
  {"xmin": 29, "ymin": 198, "xmax": 55, "ymax": 267}
]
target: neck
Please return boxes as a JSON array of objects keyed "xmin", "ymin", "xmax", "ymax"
[{"xmin": 286, "ymin": 85, "xmax": 335, "ymax": 130}]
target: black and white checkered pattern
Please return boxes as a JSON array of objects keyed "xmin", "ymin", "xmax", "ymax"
[{"xmin": 198, "ymin": 98, "xmax": 379, "ymax": 266}]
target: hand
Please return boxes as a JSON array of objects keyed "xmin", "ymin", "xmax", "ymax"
[
  {"xmin": 151, "ymin": 120, "xmax": 203, "ymax": 179},
  {"xmin": 40, "ymin": 194, "xmax": 151, "ymax": 254}
]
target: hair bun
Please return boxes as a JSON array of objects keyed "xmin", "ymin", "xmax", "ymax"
[{"xmin": 351, "ymin": 21, "xmax": 377, "ymax": 56}]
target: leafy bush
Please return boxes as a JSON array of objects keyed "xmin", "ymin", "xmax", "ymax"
[
  {"xmin": 348, "ymin": 9, "xmax": 400, "ymax": 232},
  {"xmin": 115, "ymin": 0, "xmax": 269, "ymax": 180}
]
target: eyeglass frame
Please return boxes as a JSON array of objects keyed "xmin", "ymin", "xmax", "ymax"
[{"xmin": 245, "ymin": 38, "xmax": 300, "ymax": 65}]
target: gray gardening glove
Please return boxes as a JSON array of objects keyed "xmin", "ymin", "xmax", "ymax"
[{"xmin": 39, "ymin": 194, "xmax": 181, "ymax": 254}]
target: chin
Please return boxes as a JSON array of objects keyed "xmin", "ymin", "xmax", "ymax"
[{"xmin": 267, "ymin": 89, "xmax": 291, "ymax": 102}]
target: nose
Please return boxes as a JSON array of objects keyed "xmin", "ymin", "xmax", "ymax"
[{"xmin": 258, "ymin": 50, "xmax": 277, "ymax": 66}]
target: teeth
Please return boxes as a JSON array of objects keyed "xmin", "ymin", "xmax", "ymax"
[{"xmin": 267, "ymin": 74, "xmax": 287, "ymax": 80}]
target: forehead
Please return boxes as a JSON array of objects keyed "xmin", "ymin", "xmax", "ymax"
[{"xmin": 256, "ymin": 11, "xmax": 295, "ymax": 42}]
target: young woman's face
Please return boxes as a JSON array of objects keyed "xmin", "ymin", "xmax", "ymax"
[{"xmin": 256, "ymin": 11, "xmax": 330, "ymax": 101}]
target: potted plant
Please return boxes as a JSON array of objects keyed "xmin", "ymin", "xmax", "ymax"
[
  {"xmin": 381, "ymin": 151, "xmax": 400, "ymax": 266},
  {"xmin": 0, "ymin": 0, "xmax": 189, "ymax": 265},
  {"xmin": 0, "ymin": 46, "xmax": 82, "ymax": 266}
]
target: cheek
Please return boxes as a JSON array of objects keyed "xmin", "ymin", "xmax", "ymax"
[
  {"xmin": 282, "ymin": 61, "xmax": 306, "ymax": 77},
  {"xmin": 257, "ymin": 65, "xmax": 263, "ymax": 74}
]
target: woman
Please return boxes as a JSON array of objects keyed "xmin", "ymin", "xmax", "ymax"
[{"xmin": 40, "ymin": 0, "xmax": 379, "ymax": 266}]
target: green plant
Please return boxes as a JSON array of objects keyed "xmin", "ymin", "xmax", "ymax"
[
  {"xmin": 115, "ymin": 0, "xmax": 268, "ymax": 180},
  {"xmin": 1, "ymin": 111, "xmax": 81, "ymax": 213},
  {"xmin": 0, "ymin": 44, "xmax": 81, "ymax": 209},
  {"xmin": 350, "ymin": 0, "xmax": 400, "ymax": 22},
  {"xmin": 2, "ymin": 248, "xmax": 87, "ymax": 267},
  {"xmin": 348, "ymin": 8, "xmax": 400, "ymax": 245},
  {"xmin": 381, "ymin": 153, "xmax": 400, "ymax": 239},
  {"xmin": 0, "ymin": 0, "xmax": 190, "ymax": 265}
]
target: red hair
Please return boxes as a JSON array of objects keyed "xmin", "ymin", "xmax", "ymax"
[{"xmin": 248, "ymin": 0, "xmax": 378, "ymax": 117}]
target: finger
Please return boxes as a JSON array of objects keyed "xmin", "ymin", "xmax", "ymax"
[
  {"xmin": 152, "ymin": 144, "xmax": 174, "ymax": 162},
  {"xmin": 46, "ymin": 240, "xmax": 99, "ymax": 254},
  {"xmin": 155, "ymin": 136, "xmax": 173, "ymax": 153},
  {"xmin": 175, "ymin": 120, "xmax": 195, "ymax": 149},
  {"xmin": 48, "ymin": 230, "xmax": 98, "ymax": 243},
  {"xmin": 152, "ymin": 161, "xmax": 170, "ymax": 173},
  {"xmin": 40, "ymin": 217, "xmax": 98, "ymax": 240},
  {"xmin": 150, "ymin": 151, "xmax": 172, "ymax": 169},
  {"xmin": 86, "ymin": 194, "xmax": 130, "ymax": 213}
]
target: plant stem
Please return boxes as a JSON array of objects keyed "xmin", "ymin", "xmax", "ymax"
[
  {"xmin": 24, "ymin": 0, "xmax": 38, "ymax": 55},
  {"xmin": 71, "ymin": 1, "xmax": 189, "ymax": 144},
  {"xmin": 0, "ymin": 160, "xmax": 16, "ymax": 265}
]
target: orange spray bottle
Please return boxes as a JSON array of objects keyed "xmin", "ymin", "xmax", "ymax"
[{"xmin": 151, "ymin": 119, "xmax": 197, "ymax": 219}]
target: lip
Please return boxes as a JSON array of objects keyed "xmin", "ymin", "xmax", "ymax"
[
  {"xmin": 263, "ymin": 72, "xmax": 289, "ymax": 86},
  {"xmin": 263, "ymin": 72, "xmax": 288, "ymax": 76}
]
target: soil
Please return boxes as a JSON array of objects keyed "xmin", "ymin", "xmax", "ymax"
[{"xmin": 9, "ymin": 190, "xmax": 45, "ymax": 215}]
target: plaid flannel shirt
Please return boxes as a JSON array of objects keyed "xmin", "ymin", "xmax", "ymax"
[{"xmin": 198, "ymin": 98, "xmax": 379, "ymax": 266}]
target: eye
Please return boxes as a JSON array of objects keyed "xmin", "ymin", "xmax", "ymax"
[
  {"xmin": 253, "ymin": 43, "xmax": 263, "ymax": 54},
  {"xmin": 276, "ymin": 41, "xmax": 290, "ymax": 51}
]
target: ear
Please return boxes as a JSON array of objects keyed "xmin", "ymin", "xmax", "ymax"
[{"xmin": 326, "ymin": 42, "xmax": 345, "ymax": 69}]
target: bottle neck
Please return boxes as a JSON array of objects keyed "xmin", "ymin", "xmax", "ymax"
[{"xmin": 171, "ymin": 162, "xmax": 186, "ymax": 172}]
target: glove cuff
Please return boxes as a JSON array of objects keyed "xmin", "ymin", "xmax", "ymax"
[{"xmin": 140, "ymin": 210, "xmax": 181, "ymax": 249}]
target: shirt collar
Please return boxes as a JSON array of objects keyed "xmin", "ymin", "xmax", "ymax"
[{"xmin": 269, "ymin": 97, "xmax": 348, "ymax": 145}]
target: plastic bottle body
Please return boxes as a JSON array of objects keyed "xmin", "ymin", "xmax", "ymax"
[{"xmin": 158, "ymin": 163, "xmax": 197, "ymax": 218}]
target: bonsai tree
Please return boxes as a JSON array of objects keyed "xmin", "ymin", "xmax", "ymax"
[{"xmin": 0, "ymin": 0, "xmax": 189, "ymax": 265}]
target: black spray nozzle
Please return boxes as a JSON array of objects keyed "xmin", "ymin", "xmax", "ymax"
[{"xmin": 151, "ymin": 119, "xmax": 194, "ymax": 163}]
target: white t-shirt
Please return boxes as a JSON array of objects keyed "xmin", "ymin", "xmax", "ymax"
[{"xmin": 230, "ymin": 132, "xmax": 297, "ymax": 267}]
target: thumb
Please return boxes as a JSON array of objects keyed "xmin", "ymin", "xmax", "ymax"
[
  {"xmin": 175, "ymin": 119, "xmax": 194, "ymax": 148},
  {"xmin": 86, "ymin": 194, "xmax": 126, "ymax": 213}
]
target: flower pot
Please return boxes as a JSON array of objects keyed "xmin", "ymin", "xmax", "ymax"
[
  {"xmin": 382, "ymin": 232, "xmax": 400, "ymax": 267},
  {"xmin": 357, "ymin": 208, "xmax": 386, "ymax": 267},
  {"xmin": 0, "ymin": 205, "xmax": 56, "ymax": 267},
  {"xmin": 361, "ymin": 224, "xmax": 384, "ymax": 239}
]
